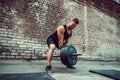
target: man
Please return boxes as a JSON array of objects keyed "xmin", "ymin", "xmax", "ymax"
[{"xmin": 46, "ymin": 18, "xmax": 79, "ymax": 73}]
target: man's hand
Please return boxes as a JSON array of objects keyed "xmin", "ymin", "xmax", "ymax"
[{"xmin": 59, "ymin": 40, "xmax": 63, "ymax": 49}]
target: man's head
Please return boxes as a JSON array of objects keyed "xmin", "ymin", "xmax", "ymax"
[
  {"xmin": 69, "ymin": 18, "xmax": 79, "ymax": 30},
  {"xmin": 73, "ymin": 18, "xmax": 79, "ymax": 24}
]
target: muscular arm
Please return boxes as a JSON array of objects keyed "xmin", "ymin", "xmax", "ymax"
[
  {"xmin": 57, "ymin": 26, "xmax": 65, "ymax": 48},
  {"xmin": 64, "ymin": 35, "xmax": 71, "ymax": 46}
]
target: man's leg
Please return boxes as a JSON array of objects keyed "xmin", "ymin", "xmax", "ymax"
[{"xmin": 46, "ymin": 44, "xmax": 56, "ymax": 73}]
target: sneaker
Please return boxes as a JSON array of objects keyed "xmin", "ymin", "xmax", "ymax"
[
  {"xmin": 66, "ymin": 65, "xmax": 76, "ymax": 69},
  {"xmin": 46, "ymin": 65, "xmax": 53, "ymax": 74}
]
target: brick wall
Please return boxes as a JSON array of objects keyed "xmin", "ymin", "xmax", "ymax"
[
  {"xmin": 0, "ymin": 0, "xmax": 62, "ymax": 60},
  {"xmin": 71, "ymin": 0, "xmax": 120, "ymax": 60},
  {"xmin": 0, "ymin": 0, "xmax": 120, "ymax": 60},
  {"xmin": 0, "ymin": 27, "xmax": 46, "ymax": 59},
  {"xmin": 0, "ymin": 27, "xmax": 61, "ymax": 60}
]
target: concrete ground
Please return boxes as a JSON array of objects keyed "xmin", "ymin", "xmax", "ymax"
[{"xmin": 0, "ymin": 60, "xmax": 120, "ymax": 80}]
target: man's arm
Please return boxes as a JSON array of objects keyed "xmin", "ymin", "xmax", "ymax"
[
  {"xmin": 57, "ymin": 26, "xmax": 64, "ymax": 48},
  {"xmin": 64, "ymin": 36, "xmax": 71, "ymax": 46}
]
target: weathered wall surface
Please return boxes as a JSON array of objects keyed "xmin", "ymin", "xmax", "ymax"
[
  {"xmin": 70, "ymin": 0, "xmax": 120, "ymax": 60},
  {"xmin": 0, "ymin": 0, "xmax": 64, "ymax": 59},
  {"xmin": 86, "ymin": 7, "xmax": 120, "ymax": 60},
  {"xmin": 0, "ymin": 0, "xmax": 120, "ymax": 60}
]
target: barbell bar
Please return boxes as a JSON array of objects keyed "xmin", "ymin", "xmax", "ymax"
[
  {"xmin": 69, "ymin": 53, "xmax": 81, "ymax": 56},
  {"xmin": 25, "ymin": 45, "xmax": 80, "ymax": 66},
  {"xmin": 37, "ymin": 53, "xmax": 81, "ymax": 59}
]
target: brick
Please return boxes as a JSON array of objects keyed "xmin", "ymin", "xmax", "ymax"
[
  {"xmin": 28, "ymin": 40, "xmax": 36, "ymax": 43},
  {"xmin": 24, "ymin": 50, "xmax": 32, "ymax": 53},
  {"xmin": 11, "ymin": 53, "xmax": 18, "ymax": 55},
  {"xmin": 0, "ymin": 33, "xmax": 7, "ymax": 37},
  {"xmin": 24, "ymin": 43, "xmax": 33, "ymax": 47},
  {"xmin": 8, "ymin": 41, "xmax": 16, "ymax": 44},
  {"xmin": 32, "ymin": 38, "xmax": 37, "ymax": 41},
  {"xmin": 32, "ymin": 56, "xmax": 37, "ymax": 59},
  {"xmin": 2, "ymin": 43, "xmax": 11, "ymax": 46},
  {"xmin": 7, "ymin": 29, "xmax": 14, "ymax": 32},
  {"xmin": 0, "ymin": 36, "xmax": 2, "ymax": 39},
  {"xmin": 32, "ymin": 46, "xmax": 39, "ymax": 49},
  {"xmin": 19, "ymin": 45, "xmax": 26, "ymax": 48},
  {"xmin": 2, "ymin": 52, "xmax": 11, "ymax": 56},
  {"xmin": 16, "ymin": 36, "xmax": 23, "ymax": 39},
  {"xmin": 6, "ymin": 56, "xmax": 16, "ymax": 59},
  {"xmin": 20, "ymin": 53, "xmax": 27, "ymax": 56},
  {"xmin": 4, "ymin": 32, "xmax": 9, "ymax": 34},
  {"xmin": 22, "ymin": 39, "xmax": 28, "ymax": 42},
  {"xmin": 17, "ymin": 41, "xmax": 24, "ymax": 44},
  {"xmin": 12, "ymin": 38, "xmax": 21, "ymax": 42},
  {"xmin": 0, "ymin": 31, "xmax": 4, "ymax": 34},
  {"xmin": 3, "ymin": 37, "xmax": 12, "ymax": 40},
  {"xmin": 10, "ymin": 50, "xmax": 16, "ymax": 53},
  {"xmin": 0, "ymin": 28, "xmax": 6, "ymax": 31},
  {"xmin": 28, "ymin": 48, "xmax": 34, "ymax": 51},
  {"xmin": 16, "ymin": 56, "xmax": 24, "ymax": 59},
  {"xmin": 4, "ymin": 46, "xmax": 13, "ymax": 50},
  {"xmin": 0, "ymin": 40, "xmax": 8, "ymax": 43},
  {"xmin": 16, "ymin": 50, "xmax": 24, "ymax": 53},
  {"xmin": 0, "ymin": 56, "xmax": 6, "ymax": 59},
  {"xmin": 23, "ymin": 56, "xmax": 31, "ymax": 59},
  {"xmin": 20, "ymin": 47, "xmax": 27, "ymax": 50},
  {"xmin": 13, "ymin": 47, "xmax": 21, "ymax": 50},
  {"xmin": 10, "ymin": 43, "xmax": 19, "ymax": 47},
  {"xmin": 8, "ymin": 32, "xmax": 13, "ymax": 35},
  {"xmin": 7, "ymin": 34, "xmax": 16, "ymax": 38}
]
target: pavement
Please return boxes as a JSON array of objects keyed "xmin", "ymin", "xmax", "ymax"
[{"xmin": 0, "ymin": 60, "xmax": 120, "ymax": 80}]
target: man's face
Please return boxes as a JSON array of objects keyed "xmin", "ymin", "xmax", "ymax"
[{"xmin": 70, "ymin": 21, "xmax": 77, "ymax": 30}]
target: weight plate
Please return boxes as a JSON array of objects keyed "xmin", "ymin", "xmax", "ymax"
[
  {"xmin": 67, "ymin": 45, "xmax": 77, "ymax": 65},
  {"xmin": 60, "ymin": 46, "xmax": 70, "ymax": 65},
  {"xmin": 60, "ymin": 45, "xmax": 78, "ymax": 66}
]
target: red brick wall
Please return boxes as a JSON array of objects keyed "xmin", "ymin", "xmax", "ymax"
[{"xmin": 0, "ymin": 0, "xmax": 120, "ymax": 60}]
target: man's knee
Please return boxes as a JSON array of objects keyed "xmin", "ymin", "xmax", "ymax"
[{"xmin": 49, "ymin": 44, "xmax": 56, "ymax": 50}]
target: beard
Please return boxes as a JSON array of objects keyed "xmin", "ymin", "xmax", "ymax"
[{"xmin": 70, "ymin": 26, "xmax": 74, "ymax": 30}]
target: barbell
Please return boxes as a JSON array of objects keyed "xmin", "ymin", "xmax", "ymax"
[{"xmin": 25, "ymin": 45, "xmax": 81, "ymax": 66}]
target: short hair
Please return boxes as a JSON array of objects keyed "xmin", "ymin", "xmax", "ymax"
[{"xmin": 72, "ymin": 18, "xmax": 79, "ymax": 24}]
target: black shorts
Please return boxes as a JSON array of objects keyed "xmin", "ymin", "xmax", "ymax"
[{"xmin": 47, "ymin": 37, "xmax": 59, "ymax": 48}]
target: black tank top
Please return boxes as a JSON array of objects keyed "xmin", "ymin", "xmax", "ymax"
[
  {"xmin": 63, "ymin": 25, "xmax": 72, "ymax": 40},
  {"xmin": 49, "ymin": 25, "xmax": 72, "ymax": 47}
]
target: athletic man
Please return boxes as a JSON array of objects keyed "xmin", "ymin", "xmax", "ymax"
[{"xmin": 46, "ymin": 18, "xmax": 79, "ymax": 73}]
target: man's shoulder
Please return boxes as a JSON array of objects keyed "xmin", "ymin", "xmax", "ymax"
[
  {"xmin": 57, "ymin": 25, "xmax": 64, "ymax": 29},
  {"xmin": 57, "ymin": 25, "xmax": 65, "ymax": 33},
  {"xmin": 58, "ymin": 25, "xmax": 64, "ymax": 28}
]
